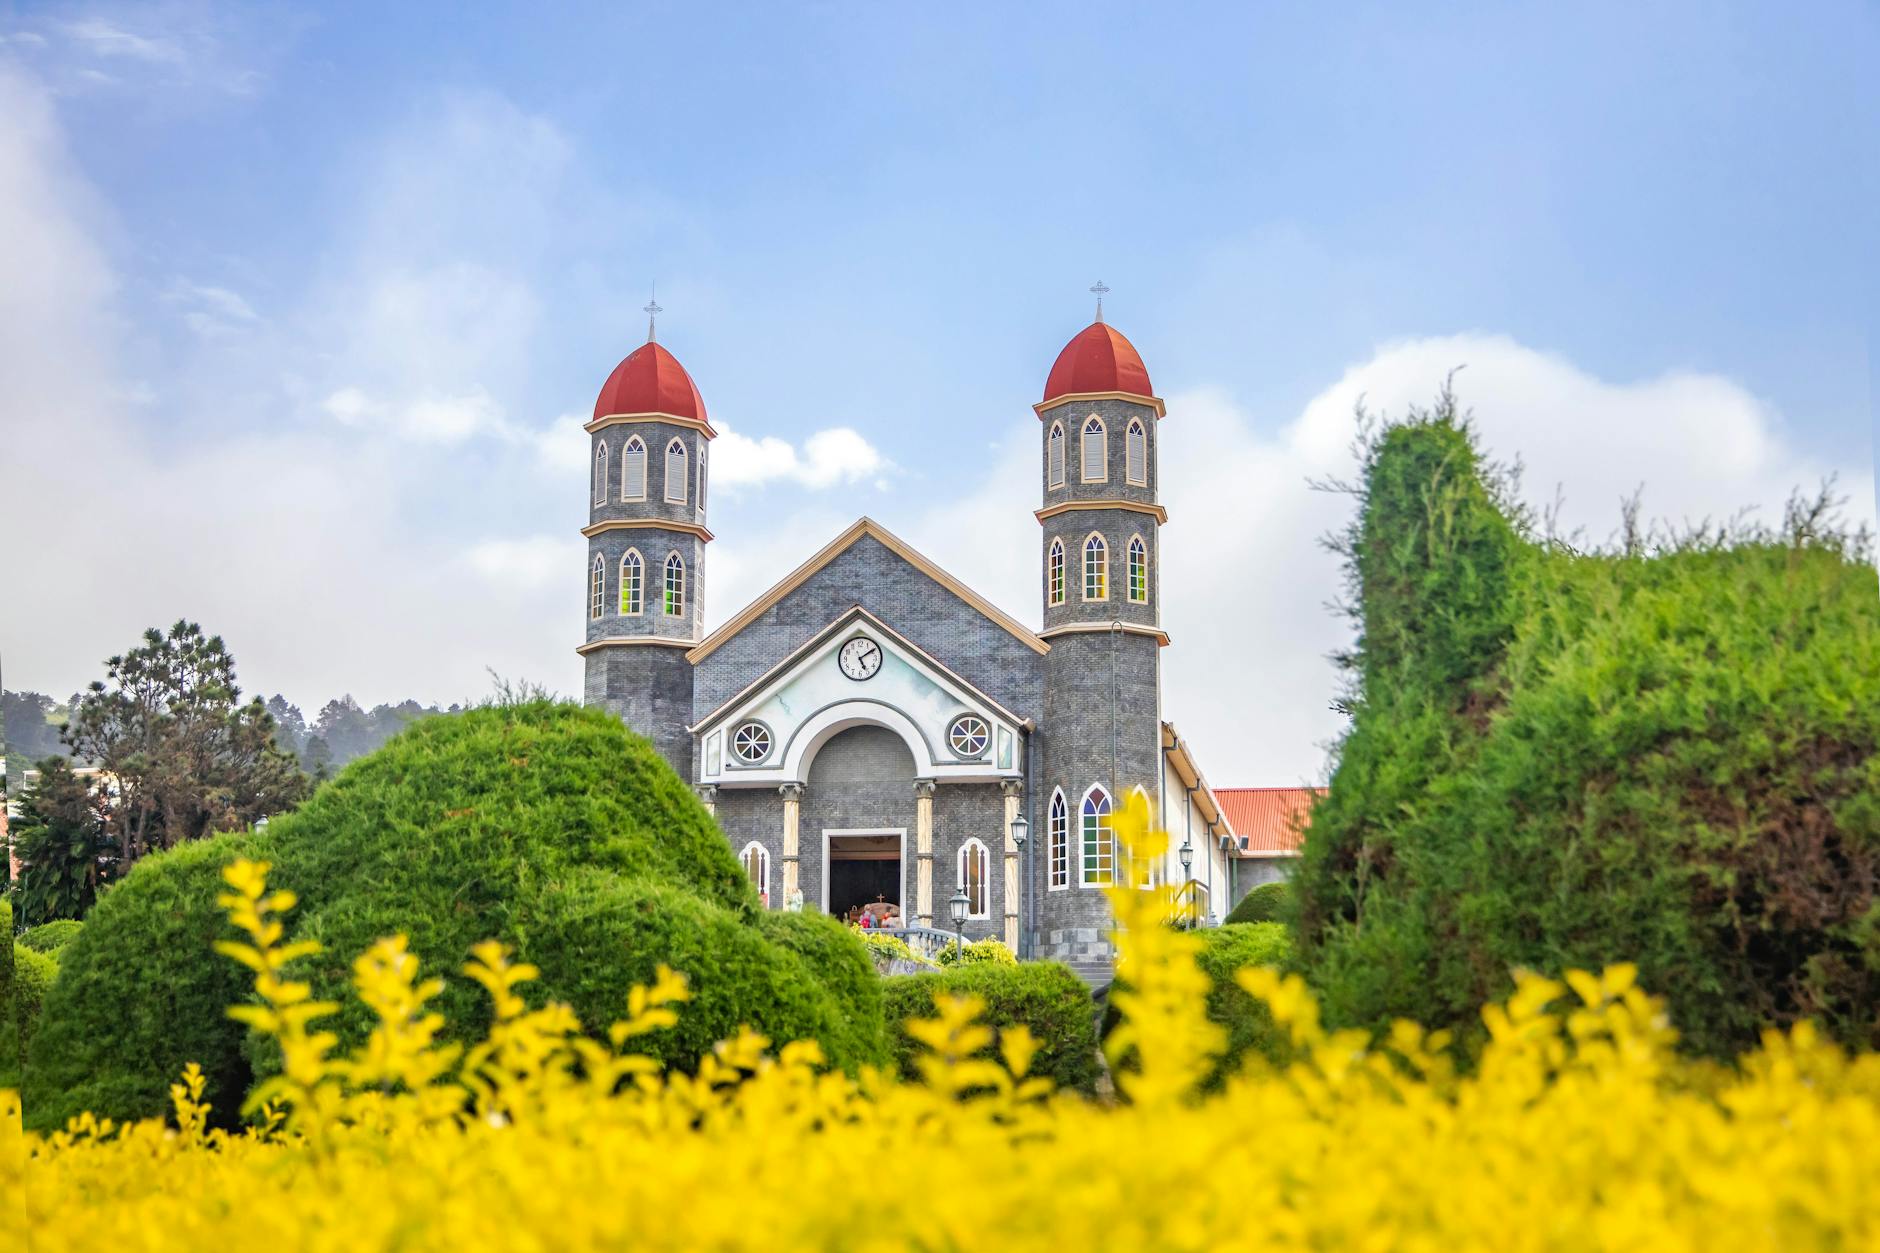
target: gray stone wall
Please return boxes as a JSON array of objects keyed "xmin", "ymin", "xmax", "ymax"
[
  {"xmin": 583, "ymin": 643, "xmax": 696, "ymax": 780},
  {"xmin": 1039, "ymin": 398, "xmax": 1159, "ymax": 508},
  {"xmin": 1040, "ymin": 509, "xmax": 1161, "ymax": 634},
  {"xmin": 931, "ymin": 780, "xmax": 1008, "ymax": 942},
  {"xmin": 798, "ymin": 726, "xmax": 917, "ymax": 916},
  {"xmin": 585, "ymin": 526, "xmax": 706, "ymax": 644},
  {"xmin": 1032, "ymin": 630, "xmax": 1162, "ymax": 962},
  {"xmin": 692, "ymin": 534, "xmax": 1045, "ymax": 727},
  {"xmin": 589, "ymin": 420, "xmax": 709, "ymax": 531}
]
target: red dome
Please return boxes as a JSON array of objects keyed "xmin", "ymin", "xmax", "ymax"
[
  {"xmin": 593, "ymin": 341, "xmax": 707, "ymax": 423},
  {"xmin": 1043, "ymin": 322, "xmax": 1153, "ymax": 404}
]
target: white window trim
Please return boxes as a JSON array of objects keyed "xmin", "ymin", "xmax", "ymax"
[
  {"xmin": 1047, "ymin": 537, "xmax": 1066, "ymax": 606},
  {"xmin": 1047, "ymin": 421, "xmax": 1066, "ymax": 489},
  {"xmin": 739, "ymin": 841, "xmax": 770, "ymax": 904},
  {"xmin": 1127, "ymin": 533, "xmax": 1149, "ymax": 605},
  {"xmin": 1082, "ymin": 531, "xmax": 1108, "ymax": 602},
  {"xmin": 697, "ymin": 444, "xmax": 706, "ymax": 516},
  {"xmin": 589, "ymin": 554, "xmax": 605, "ymax": 620},
  {"xmin": 664, "ymin": 438, "xmax": 688, "ymax": 505},
  {"xmin": 958, "ymin": 837, "xmax": 992, "ymax": 919},
  {"xmin": 820, "ymin": 828, "xmax": 908, "ymax": 916},
  {"xmin": 1126, "ymin": 418, "xmax": 1148, "ymax": 486},
  {"xmin": 593, "ymin": 443, "xmax": 609, "ymax": 506},
  {"xmin": 1128, "ymin": 784, "xmax": 1154, "ymax": 889},
  {"xmin": 621, "ymin": 436, "xmax": 647, "ymax": 502},
  {"xmin": 1080, "ymin": 783, "xmax": 1114, "ymax": 888},
  {"xmin": 1080, "ymin": 415, "xmax": 1107, "ymax": 483},
  {"xmin": 1047, "ymin": 788, "xmax": 1069, "ymax": 891},
  {"xmin": 663, "ymin": 550, "xmax": 686, "ymax": 617},
  {"xmin": 619, "ymin": 548, "xmax": 644, "ymax": 616}
]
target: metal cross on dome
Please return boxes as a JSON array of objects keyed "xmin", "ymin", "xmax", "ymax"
[
  {"xmin": 644, "ymin": 287, "xmax": 663, "ymax": 343},
  {"xmin": 1090, "ymin": 280, "xmax": 1109, "ymax": 323}
]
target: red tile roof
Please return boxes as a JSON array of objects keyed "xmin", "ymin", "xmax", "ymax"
[
  {"xmin": 1216, "ymin": 786, "xmax": 1325, "ymax": 856},
  {"xmin": 1043, "ymin": 321, "xmax": 1154, "ymax": 403},
  {"xmin": 593, "ymin": 340, "xmax": 708, "ymax": 424}
]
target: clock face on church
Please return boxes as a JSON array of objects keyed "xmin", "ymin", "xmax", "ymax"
[{"xmin": 838, "ymin": 637, "xmax": 882, "ymax": 680}]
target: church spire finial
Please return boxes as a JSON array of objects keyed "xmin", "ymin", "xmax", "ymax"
[
  {"xmin": 644, "ymin": 285, "xmax": 663, "ymax": 343},
  {"xmin": 1090, "ymin": 280, "xmax": 1110, "ymax": 323}
]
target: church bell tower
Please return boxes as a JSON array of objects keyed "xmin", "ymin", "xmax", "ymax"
[
  {"xmin": 578, "ymin": 301, "xmax": 709, "ymax": 778},
  {"xmin": 1032, "ymin": 287, "xmax": 1168, "ymax": 966}
]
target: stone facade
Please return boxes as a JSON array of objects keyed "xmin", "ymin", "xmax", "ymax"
[{"xmin": 582, "ymin": 323, "xmax": 1199, "ymax": 978}]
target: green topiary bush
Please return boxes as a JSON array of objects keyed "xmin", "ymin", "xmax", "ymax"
[
  {"xmin": 19, "ymin": 919, "xmax": 83, "ymax": 954},
  {"xmin": 1225, "ymin": 882, "xmax": 1291, "ymax": 927},
  {"xmin": 24, "ymin": 702, "xmax": 887, "ymax": 1130},
  {"xmin": 1194, "ymin": 923, "xmax": 1293, "ymax": 1085},
  {"xmin": 24, "ymin": 833, "xmax": 260, "ymax": 1128},
  {"xmin": 5, "ymin": 943, "xmax": 58, "ymax": 1091},
  {"xmin": 882, "ymin": 962, "xmax": 1098, "ymax": 1094},
  {"xmin": 1293, "ymin": 396, "xmax": 1880, "ymax": 1058}
]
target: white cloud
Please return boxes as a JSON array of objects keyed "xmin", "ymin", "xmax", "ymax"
[
  {"xmin": 463, "ymin": 536, "xmax": 581, "ymax": 593},
  {"xmin": 59, "ymin": 18, "xmax": 184, "ymax": 63},
  {"xmin": 165, "ymin": 279, "xmax": 259, "ymax": 339},
  {"xmin": 712, "ymin": 422, "xmax": 889, "ymax": 491}
]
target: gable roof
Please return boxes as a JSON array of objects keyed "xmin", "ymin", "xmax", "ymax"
[
  {"xmin": 1216, "ymin": 786, "xmax": 1325, "ymax": 857},
  {"xmin": 686, "ymin": 517, "xmax": 1049, "ymax": 663},
  {"xmin": 689, "ymin": 604, "xmax": 1033, "ymax": 736}
]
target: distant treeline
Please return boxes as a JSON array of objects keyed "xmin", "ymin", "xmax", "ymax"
[{"xmin": 5, "ymin": 689, "xmax": 459, "ymax": 783}]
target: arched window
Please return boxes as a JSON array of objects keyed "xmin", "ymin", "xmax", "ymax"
[
  {"xmin": 740, "ymin": 842, "xmax": 770, "ymax": 907},
  {"xmin": 1081, "ymin": 416, "xmax": 1107, "ymax": 483},
  {"xmin": 1126, "ymin": 418, "xmax": 1147, "ymax": 486},
  {"xmin": 619, "ymin": 550, "xmax": 643, "ymax": 615},
  {"xmin": 592, "ymin": 442, "xmax": 609, "ymax": 506},
  {"xmin": 1047, "ymin": 790, "xmax": 1069, "ymax": 890},
  {"xmin": 1128, "ymin": 785, "xmax": 1154, "ymax": 888},
  {"xmin": 1127, "ymin": 534, "xmax": 1148, "ymax": 604},
  {"xmin": 1047, "ymin": 422, "xmax": 1066, "ymax": 489},
  {"xmin": 664, "ymin": 438, "xmax": 688, "ymax": 504},
  {"xmin": 664, "ymin": 552, "xmax": 686, "ymax": 617},
  {"xmin": 1083, "ymin": 533, "xmax": 1108, "ymax": 601},
  {"xmin": 589, "ymin": 554, "xmax": 605, "ymax": 620},
  {"xmin": 621, "ymin": 436, "xmax": 647, "ymax": 501},
  {"xmin": 697, "ymin": 445, "xmax": 706, "ymax": 514},
  {"xmin": 1047, "ymin": 538, "xmax": 1066, "ymax": 606},
  {"xmin": 958, "ymin": 838, "xmax": 990, "ymax": 919},
  {"xmin": 1081, "ymin": 786, "xmax": 1114, "ymax": 886}
]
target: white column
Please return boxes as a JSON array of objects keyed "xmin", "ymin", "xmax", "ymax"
[
  {"xmin": 695, "ymin": 783, "xmax": 717, "ymax": 818},
  {"xmin": 779, "ymin": 782, "xmax": 803, "ymax": 908},
  {"xmin": 915, "ymin": 778, "xmax": 936, "ymax": 927}
]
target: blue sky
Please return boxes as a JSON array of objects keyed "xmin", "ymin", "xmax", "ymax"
[{"xmin": 1, "ymin": 1, "xmax": 1873, "ymax": 782}]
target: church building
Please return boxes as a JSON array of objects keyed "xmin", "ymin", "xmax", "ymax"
[{"xmin": 579, "ymin": 300, "xmax": 1244, "ymax": 979}]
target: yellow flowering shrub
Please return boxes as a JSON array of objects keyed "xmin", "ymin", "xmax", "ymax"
[{"xmin": 7, "ymin": 794, "xmax": 1879, "ymax": 1250}]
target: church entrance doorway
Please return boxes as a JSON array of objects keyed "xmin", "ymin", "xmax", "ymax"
[{"xmin": 824, "ymin": 830, "xmax": 905, "ymax": 928}]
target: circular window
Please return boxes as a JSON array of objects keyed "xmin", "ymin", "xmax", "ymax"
[
  {"xmin": 731, "ymin": 722, "xmax": 772, "ymax": 763},
  {"xmin": 948, "ymin": 715, "xmax": 990, "ymax": 758}
]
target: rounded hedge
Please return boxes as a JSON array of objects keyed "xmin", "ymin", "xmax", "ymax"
[
  {"xmin": 1225, "ymin": 882, "xmax": 1291, "ymax": 927},
  {"xmin": 5, "ymin": 943, "xmax": 60, "ymax": 1092},
  {"xmin": 882, "ymin": 961, "xmax": 1098, "ymax": 1094},
  {"xmin": 25, "ymin": 702, "xmax": 886, "ymax": 1130},
  {"xmin": 19, "ymin": 919, "xmax": 83, "ymax": 954}
]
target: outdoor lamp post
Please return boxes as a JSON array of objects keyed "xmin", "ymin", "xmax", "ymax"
[
  {"xmin": 1009, "ymin": 813, "xmax": 1030, "ymax": 961},
  {"xmin": 948, "ymin": 882, "xmax": 970, "ymax": 960},
  {"xmin": 1179, "ymin": 838, "xmax": 1195, "ymax": 928}
]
